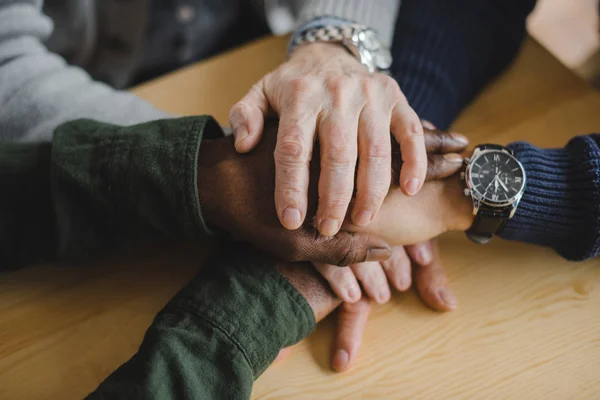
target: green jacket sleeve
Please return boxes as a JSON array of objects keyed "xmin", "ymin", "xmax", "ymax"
[
  {"xmin": 0, "ymin": 116, "xmax": 221, "ymax": 270},
  {"xmin": 86, "ymin": 246, "xmax": 316, "ymax": 399}
]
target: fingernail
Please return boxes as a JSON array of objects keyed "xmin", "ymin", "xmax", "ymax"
[
  {"xmin": 347, "ymin": 286, "xmax": 361, "ymax": 302},
  {"xmin": 354, "ymin": 210, "xmax": 373, "ymax": 227},
  {"xmin": 405, "ymin": 178, "xmax": 421, "ymax": 196},
  {"xmin": 234, "ymin": 126, "xmax": 249, "ymax": 149},
  {"xmin": 282, "ymin": 207, "xmax": 302, "ymax": 229},
  {"xmin": 398, "ymin": 271, "xmax": 411, "ymax": 291},
  {"xmin": 319, "ymin": 218, "xmax": 340, "ymax": 237},
  {"xmin": 451, "ymin": 133, "xmax": 469, "ymax": 145},
  {"xmin": 437, "ymin": 287, "xmax": 458, "ymax": 309},
  {"xmin": 333, "ymin": 349, "xmax": 349, "ymax": 371},
  {"xmin": 376, "ymin": 289, "xmax": 390, "ymax": 304},
  {"xmin": 443, "ymin": 153, "xmax": 463, "ymax": 163},
  {"xmin": 366, "ymin": 247, "xmax": 391, "ymax": 262},
  {"xmin": 417, "ymin": 246, "xmax": 432, "ymax": 265}
]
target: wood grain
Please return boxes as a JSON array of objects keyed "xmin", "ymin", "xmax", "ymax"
[{"xmin": 1, "ymin": 36, "xmax": 599, "ymax": 399}]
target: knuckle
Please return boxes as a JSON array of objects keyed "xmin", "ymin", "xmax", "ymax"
[
  {"xmin": 325, "ymin": 76, "xmax": 350, "ymax": 93},
  {"xmin": 321, "ymin": 130, "xmax": 356, "ymax": 165},
  {"xmin": 366, "ymin": 139, "xmax": 391, "ymax": 159},
  {"xmin": 324, "ymin": 196, "xmax": 353, "ymax": 211},
  {"xmin": 404, "ymin": 118, "xmax": 425, "ymax": 138},
  {"xmin": 326, "ymin": 76, "xmax": 355, "ymax": 106},
  {"xmin": 229, "ymin": 102, "xmax": 247, "ymax": 121},
  {"xmin": 275, "ymin": 135, "xmax": 310, "ymax": 162},
  {"xmin": 339, "ymin": 248, "xmax": 359, "ymax": 266},
  {"xmin": 277, "ymin": 187, "xmax": 304, "ymax": 202},
  {"xmin": 331, "ymin": 236, "xmax": 360, "ymax": 266},
  {"xmin": 322, "ymin": 148, "xmax": 355, "ymax": 167},
  {"xmin": 364, "ymin": 186, "xmax": 388, "ymax": 206},
  {"xmin": 286, "ymin": 77, "xmax": 318, "ymax": 100},
  {"xmin": 376, "ymin": 75, "xmax": 403, "ymax": 101}
]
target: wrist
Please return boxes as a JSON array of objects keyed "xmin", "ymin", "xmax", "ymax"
[
  {"xmin": 276, "ymin": 262, "xmax": 341, "ymax": 322},
  {"xmin": 290, "ymin": 41, "xmax": 359, "ymax": 65},
  {"xmin": 196, "ymin": 137, "xmax": 236, "ymax": 228},
  {"xmin": 442, "ymin": 151, "xmax": 475, "ymax": 232}
]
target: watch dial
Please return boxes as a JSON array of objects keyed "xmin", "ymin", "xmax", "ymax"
[{"xmin": 469, "ymin": 150, "xmax": 525, "ymax": 204}]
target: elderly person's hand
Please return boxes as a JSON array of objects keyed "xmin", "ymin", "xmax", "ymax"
[{"xmin": 229, "ymin": 42, "xmax": 427, "ymax": 238}]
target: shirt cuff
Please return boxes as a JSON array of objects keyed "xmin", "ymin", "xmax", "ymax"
[
  {"xmin": 51, "ymin": 116, "xmax": 223, "ymax": 259},
  {"xmin": 295, "ymin": 0, "xmax": 399, "ymax": 47},
  {"xmin": 169, "ymin": 245, "xmax": 316, "ymax": 377},
  {"xmin": 288, "ymin": 16, "xmax": 357, "ymax": 54},
  {"xmin": 501, "ymin": 138, "xmax": 600, "ymax": 260}
]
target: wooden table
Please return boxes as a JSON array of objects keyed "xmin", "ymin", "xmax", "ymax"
[{"xmin": 1, "ymin": 36, "xmax": 599, "ymax": 399}]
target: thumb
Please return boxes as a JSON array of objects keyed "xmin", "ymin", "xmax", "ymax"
[
  {"xmin": 229, "ymin": 79, "xmax": 269, "ymax": 153},
  {"xmin": 315, "ymin": 232, "xmax": 391, "ymax": 266}
]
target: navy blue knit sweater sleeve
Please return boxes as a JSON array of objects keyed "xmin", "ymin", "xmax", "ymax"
[
  {"xmin": 502, "ymin": 137, "xmax": 600, "ymax": 260},
  {"xmin": 390, "ymin": 0, "xmax": 600, "ymax": 260},
  {"xmin": 391, "ymin": 0, "xmax": 536, "ymax": 129}
]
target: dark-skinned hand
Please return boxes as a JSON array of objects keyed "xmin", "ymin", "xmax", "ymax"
[{"xmin": 197, "ymin": 119, "xmax": 467, "ymax": 266}]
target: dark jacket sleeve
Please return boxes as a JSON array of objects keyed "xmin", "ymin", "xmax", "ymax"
[
  {"xmin": 87, "ymin": 247, "xmax": 315, "ymax": 399},
  {"xmin": 0, "ymin": 116, "xmax": 221, "ymax": 270},
  {"xmin": 392, "ymin": 0, "xmax": 537, "ymax": 129},
  {"xmin": 1, "ymin": 117, "xmax": 316, "ymax": 399},
  {"xmin": 502, "ymin": 135, "xmax": 600, "ymax": 261}
]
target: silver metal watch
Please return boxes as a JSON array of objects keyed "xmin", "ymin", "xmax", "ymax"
[
  {"xmin": 461, "ymin": 144, "xmax": 527, "ymax": 244},
  {"xmin": 290, "ymin": 24, "xmax": 393, "ymax": 74}
]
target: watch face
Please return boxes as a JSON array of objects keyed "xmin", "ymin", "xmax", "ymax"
[{"xmin": 467, "ymin": 150, "xmax": 525, "ymax": 206}]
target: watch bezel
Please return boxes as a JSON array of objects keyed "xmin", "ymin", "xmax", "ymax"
[{"xmin": 465, "ymin": 148, "xmax": 526, "ymax": 208}]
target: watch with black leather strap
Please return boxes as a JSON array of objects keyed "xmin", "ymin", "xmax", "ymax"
[
  {"xmin": 461, "ymin": 144, "xmax": 527, "ymax": 244},
  {"xmin": 290, "ymin": 24, "xmax": 392, "ymax": 74}
]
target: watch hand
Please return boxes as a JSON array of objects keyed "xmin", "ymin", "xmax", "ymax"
[
  {"xmin": 498, "ymin": 178, "xmax": 509, "ymax": 192},
  {"xmin": 485, "ymin": 177, "xmax": 495, "ymax": 192},
  {"xmin": 494, "ymin": 177, "xmax": 499, "ymax": 192}
]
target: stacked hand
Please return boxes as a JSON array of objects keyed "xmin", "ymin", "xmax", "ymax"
[
  {"xmin": 197, "ymin": 120, "xmax": 468, "ymax": 266},
  {"xmin": 229, "ymin": 42, "xmax": 429, "ymax": 236},
  {"xmin": 219, "ymin": 41, "xmax": 472, "ymax": 372},
  {"xmin": 197, "ymin": 119, "xmax": 472, "ymax": 371}
]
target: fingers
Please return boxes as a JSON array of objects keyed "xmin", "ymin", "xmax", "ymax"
[
  {"xmin": 380, "ymin": 245, "xmax": 412, "ymax": 291},
  {"xmin": 316, "ymin": 108, "xmax": 359, "ymax": 237},
  {"xmin": 351, "ymin": 261, "xmax": 391, "ymax": 304},
  {"xmin": 312, "ymin": 231, "xmax": 391, "ymax": 266},
  {"xmin": 331, "ymin": 298, "xmax": 371, "ymax": 372},
  {"xmin": 313, "ymin": 263, "xmax": 362, "ymax": 303},
  {"xmin": 424, "ymin": 153, "xmax": 465, "ymax": 181},
  {"xmin": 352, "ymin": 104, "xmax": 392, "ymax": 227},
  {"xmin": 391, "ymin": 152, "xmax": 465, "ymax": 185},
  {"xmin": 273, "ymin": 87, "xmax": 319, "ymax": 230},
  {"xmin": 423, "ymin": 127, "xmax": 469, "ymax": 154},
  {"xmin": 390, "ymin": 98, "xmax": 426, "ymax": 196},
  {"xmin": 406, "ymin": 240, "xmax": 458, "ymax": 312},
  {"xmin": 229, "ymin": 80, "xmax": 270, "ymax": 153}
]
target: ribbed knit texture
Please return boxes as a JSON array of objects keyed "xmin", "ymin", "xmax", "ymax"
[
  {"xmin": 391, "ymin": 0, "xmax": 536, "ymax": 130},
  {"xmin": 296, "ymin": 0, "xmax": 401, "ymax": 47},
  {"xmin": 502, "ymin": 138, "xmax": 600, "ymax": 260},
  {"xmin": 389, "ymin": 0, "xmax": 600, "ymax": 260}
]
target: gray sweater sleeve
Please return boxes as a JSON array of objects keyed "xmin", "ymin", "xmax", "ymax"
[
  {"xmin": 0, "ymin": 0, "xmax": 170, "ymax": 143},
  {"xmin": 294, "ymin": 0, "xmax": 401, "ymax": 47}
]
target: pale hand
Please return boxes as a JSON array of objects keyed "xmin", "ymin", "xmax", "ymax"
[{"xmin": 229, "ymin": 42, "xmax": 427, "ymax": 237}]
